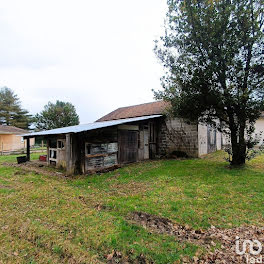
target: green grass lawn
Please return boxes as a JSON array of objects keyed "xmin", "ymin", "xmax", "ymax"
[
  {"xmin": 0, "ymin": 152, "xmax": 46, "ymax": 163},
  {"xmin": 0, "ymin": 152, "xmax": 263, "ymax": 263}
]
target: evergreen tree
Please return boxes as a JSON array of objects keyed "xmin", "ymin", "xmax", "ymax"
[
  {"xmin": 0, "ymin": 87, "xmax": 32, "ymax": 129},
  {"xmin": 34, "ymin": 100, "xmax": 80, "ymax": 130}
]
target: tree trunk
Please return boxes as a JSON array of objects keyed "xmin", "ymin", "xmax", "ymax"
[
  {"xmin": 230, "ymin": 122, "xmax": 246, "ymax": 166},
  {"xmin": 231, "ymin": 142, "xmax": 246, "ymax": 165}
]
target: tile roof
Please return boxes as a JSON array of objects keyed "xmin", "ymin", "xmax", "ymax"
[
  {"xmin": 96, "ymin": 101, "xmax": 169, "ymax": 122},
  {"xmin": 0, "ymin": 125, "xmax": 28, "ymax": 135}
]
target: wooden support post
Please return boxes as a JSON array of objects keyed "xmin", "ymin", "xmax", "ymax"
[
  {"xmin": 46, "ymin": 138, "xmax": 50, "ymax": 165},
  {"xmin": 0, "ymin": 135, "xmax": 3, "ymax": 155},
  {"xmin": 26, "ymin": 138, "xmax": 30, "ymax": 161},
  {"xmin": 79, "ymin": 133, "xmax": 85, "ymax": 174},
  {"xmin": 66, "ymin": 133, "xmax": 73, "ymax": 175}
]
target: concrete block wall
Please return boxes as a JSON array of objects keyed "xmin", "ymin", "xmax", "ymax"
[{"xmin": 157, "ymin": 118, "xmax": 199, "ymax": 157}]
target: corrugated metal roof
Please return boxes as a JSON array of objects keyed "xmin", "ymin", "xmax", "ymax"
[{"xmin": 23, "ymin": 115, "xmax": 162, "ymax": 138}]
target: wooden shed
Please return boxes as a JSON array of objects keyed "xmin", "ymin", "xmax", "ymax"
[
  {"xmin": 23, "ymin": 101, "xmax": 222, "ymax": 175},
  {"xmin": 24, "ymin": 115, "xmax": 162, "ymax": 175}
]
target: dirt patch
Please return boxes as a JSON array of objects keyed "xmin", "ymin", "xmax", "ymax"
[
  {"xmin": 14, "ymin": 169, "xmax": 27, "ymax": 175},
  {"xmin": 87, "ymin": 165, "xmax": 121, "ymax": 175},
  {"xmin": 94, "ymin": 203, "xmax": 109, "ymax": 211},
  {"xmin": 106, "ymin": 250, "xmax": 151, "ymax": 264},
  {"xmin": 2, "ymin": 161, "xmax": 68, "ymax": 179},
  {"xmin": 131, "ymin": 212, "xmax": 264, "ymax": 263}
]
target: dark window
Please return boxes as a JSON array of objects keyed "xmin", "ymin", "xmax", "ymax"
[
  {"xmin": 57, "ymin": 140, "xmax": 65, "ymax": 149},
  {"xmin": 86, "ymin": 144, "xmax": 91, "ymax": 155},
  {"xmin": 49, "ymin": 138, "xmax": 57, "ymax": 148}
]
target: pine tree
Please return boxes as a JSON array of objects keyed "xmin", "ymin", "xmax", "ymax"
[
  {"xmin": 34, "ymin": 100, "xmax": 80, "ymax": 130},
  {"xmin": 0, "ymin": 87, "xmax": 32, "ymax": 129}
]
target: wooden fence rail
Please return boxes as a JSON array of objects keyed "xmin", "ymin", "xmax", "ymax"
[{"xmin": 0, "ymin": 148, "xmax": 46, "ymax": 156}]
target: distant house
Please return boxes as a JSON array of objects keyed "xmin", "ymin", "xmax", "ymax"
[
  {"xmin": 0, "ymin": 125, "xmax": 34, "ymax": 152},
  {"xmin": 255, "ymin": 113, "xmax": 264, "ymax": 146},
  {"xmin": 24, "ymin": 101, "xmax": 224, "ymax": 175},
  {"xmin": 222, "ymin": 113, "xmax": 264, "ymax": 147}
]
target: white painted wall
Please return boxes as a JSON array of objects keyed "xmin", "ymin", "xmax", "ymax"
[
  {"xmin": 198, "ymin": 123, "xmax": 222, "ymax": 156},
  {"xmin": 222, "ymin": 117, "xmax": 264, "ymax": 147},
  {"xmin": 216, "ymin": 130, "xmax": 222, "ymax": 150},
  {"xmin": 254, "ymin": 117, "xmax": 264, "ymax": 146},
  {"xmin": 198, "ymin": 124, "xmax": 208, "ymax": 156}
]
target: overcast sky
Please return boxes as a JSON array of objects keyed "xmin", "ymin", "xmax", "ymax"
[{"xmin": 0, "ymin": 0, "xmax": 167, "ymax": 123}]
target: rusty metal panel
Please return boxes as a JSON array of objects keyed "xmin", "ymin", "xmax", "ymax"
[
  {"xmin": 86, "ymin": 143, "xmax": 118, "ymax": 155},
  {"xmin": 86, "ymin": 156, "xmax": 104, "ymax": 170},
  {"xmin": 85, "ymin": 142, "xmax": 118, "ymax": 172},
  {"xmin": 104, "ymin": 153, "xmax": 118, "ymax": 167},
  {"xmin": 107, "ymin": 143, "xmax": 118, "ymax": 153}
]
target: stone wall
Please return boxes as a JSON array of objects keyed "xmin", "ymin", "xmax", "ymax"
[{"xmin": 157, "ymin": 118, "xmax": 199, "ymax": 157}]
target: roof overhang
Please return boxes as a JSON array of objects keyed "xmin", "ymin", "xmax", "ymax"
[
  {"xmin": 23, "ymin": 115, "xmax": 163, "ymax": 138},
  {"xmin": 0, "ymin": 132, "xmax": 23, "ymax": 135}
]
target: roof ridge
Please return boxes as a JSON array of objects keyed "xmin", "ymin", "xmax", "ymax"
[
  {"xmin": 117, "ymin": 101, "xmax": 163, "ymax": 109},
  {"xmin": 96, "ymin": 101, "xmax": 168, "ymax": 122}
]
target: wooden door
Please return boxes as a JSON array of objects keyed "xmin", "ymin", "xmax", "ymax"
[
  {"xmin": 118, "ymin": 130, "xmax": 138, "ymax": 164},
  {"xmin": 149, "ymin": 122, "xmax": 156, "ymax": 159}
]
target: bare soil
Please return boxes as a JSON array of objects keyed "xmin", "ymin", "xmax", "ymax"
[
  {"xmin": 2, "ymin": 161, "xmax": 67, "ymax": 178},
  {"xmin": 131, "ymin": 212, "xmax": 264, "ymax": 264}
]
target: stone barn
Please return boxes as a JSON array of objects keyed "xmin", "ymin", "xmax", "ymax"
[{"xmin": 23, "ymin": 101, "xmax": 222, "ymax": 175}]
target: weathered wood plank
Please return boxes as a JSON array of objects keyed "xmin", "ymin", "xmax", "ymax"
[
  {"xmin": 66, "ymin": 133, "xmax": 73, "ymax": 175},
  {"xmin": 26, "ymin": 138, "xmax": 30, "ymax": 161},
  {"xmin": 85, "ymin": 152, "xmax": 117, "ymax": 159}
]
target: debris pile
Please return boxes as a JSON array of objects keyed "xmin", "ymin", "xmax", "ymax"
[{"xmin": 131, "ymin": 212, "xmax": 264, "ymax": 263}]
